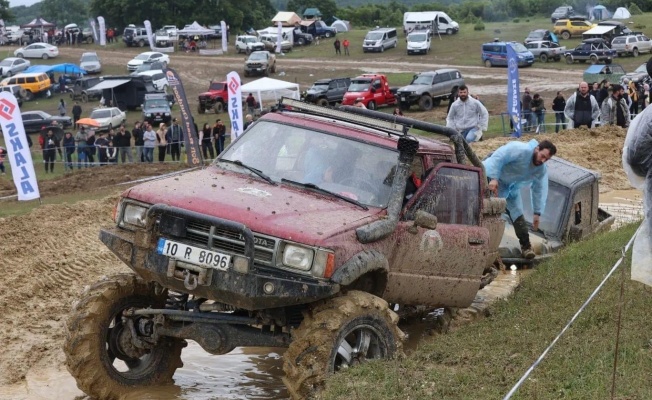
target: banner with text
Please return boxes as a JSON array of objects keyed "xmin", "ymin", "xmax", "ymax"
[
  {"xmin": 144, "ymin": 20, "xmax": 154, "ymax": 50},
  {"xmin": 89, "ymin": 18, "xmax": 99, "ymax": 43},
  {"xmin": 0, "ymin": 92, "xmax": 40, "ymax": 200},
  {"xmin": 507, "ymin": 43, "xmax": 522, "ymax": 138},
  {"xmin": 227, "ymin": 71, "xmax": 243, "ymax": 141},
  {"xmin": 164, "ymin": 68, "xmax": 202, "ymax": 166},
  {"xmin": 221, "ymin": 21, "xmax": 227, "ymax": 52},
  {"xmin": 276, "ymin": 22, "xmax": 282, "ymax": 54},
  {"xmin": 98, "ymin": 16, "xmax": 106, "ymax": 46}
]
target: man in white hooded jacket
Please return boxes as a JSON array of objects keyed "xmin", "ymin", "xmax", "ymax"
[{"xmin": 446, "ymin": 85, "xmax": 489, "ymax": 142}]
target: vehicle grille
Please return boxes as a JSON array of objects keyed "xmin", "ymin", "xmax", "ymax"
[{"xmin": 185, "ymin": 220, "xmax": 276, "ymax": 265}]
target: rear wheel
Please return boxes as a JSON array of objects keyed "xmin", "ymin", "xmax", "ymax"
[
  {"xmin": 561, "ymin": 31, "xmax": 571, "ymax": 40},
  {"xmin": 138, "ymin": 39, "xmax": 145, "ymax": 47},
  {"xmin": 590, "ymin": 55, "xmax": 598, "ymax": 64},
  {"xmin": 633, "ymin": 47, "xmax": 640, "ymax": 57},
  {"xmin": 16, "ymin": 52, "xmax": 23, "ymax": 58},
  {"xmin": 539, "ymin": 53, "xmax": 548, "ymax": 63},
  {"xmin": 282, "ymin": 291, "xmax": 404, "ymax": 400},
  {"xmin": 63, "ymin": 274, "xmax": 184, "ymax": 400},
  {"xmin": 324, "ymin": 31, "xmax": 333, "ymax": 38},
  {"xmin": 42, "ymin": 53, "xmax": 49, "ymax": 60}
]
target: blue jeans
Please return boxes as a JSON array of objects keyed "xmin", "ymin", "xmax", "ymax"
[
  {"xmin": 522, "ymin": 110, "xmax": 532, "ymax": 131},
  {"xmin": 534, "ymin": 112, "xmax": 545, "ymax": 132},
  {"xmin": 461, "ymin": 127, "xmax": 481, "ymax": 142},
  {"xmin": 77, "ymin": 149, "xmax": 87, "ymax": 169},
  {"xmin": 554, "ymin": 111, "xmax": 566, "ymax": 132},
  {"xmin": 144, "ymin": 147, "xmax": 154, "ymax": 163}
]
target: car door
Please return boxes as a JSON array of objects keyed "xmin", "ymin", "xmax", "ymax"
[
  {"xmin": 637, "ymin": 35, "xmax": 651, "ymax": 53},
  {"xmin": 22, "ymin": 112, "xmax": 36, "ymax": 131},
  {"xmin": 383, "ymin": 163, "xmax": 489, "ymax": 308}
]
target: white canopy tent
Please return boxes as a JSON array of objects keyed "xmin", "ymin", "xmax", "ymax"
[
  {"xmin": 240, "ymin": 77, "xmax": 300, "ymax": 110},
  {"xmin": 177, "ymin": 21, "xmax": 215, "ymax": 36}
]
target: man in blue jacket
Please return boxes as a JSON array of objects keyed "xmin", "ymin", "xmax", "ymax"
[{"xmin": 483, "ymin": 139, "xmax": 557, "ymax": 259}]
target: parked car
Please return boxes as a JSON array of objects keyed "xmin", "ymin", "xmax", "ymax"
[
  {"xmin": 259, "ymin": 34, "xmax": 293, "ymax": 53},
  {"xmin": 551, "ymin": 5, "xmax": 586, "ymax": 23},
  {"xmin": 397, "ymin": 69, "xmax": 464, "ymax": 111},
  {"xmin": 244, "ymin": 51, "xmax": 276, "ymax": 77},
  {"xmin": 481, "ymin": 41, "xmax": 535, "ymax": 67},
  {"xmin": 0, "ymin": 84, "xmax": 26, "ymax": 106},
  {"xmin": 80, "ymin": 52, "xmax": 101, "ymax": 74},
  {"xmin": 525, "ymin": 40, "xmax": 566, "ymax": 62},
  {"xmin": 123, "ymin": 25, "xmax": 148, "ymax": 47},
  {"xmin": 135, "ymin": 70, "xmax": 168, "ymax": 92},
  {"xmin": 291, "ymin": 27, "xmax": 313, "ymax": 46},
  {"xmin": 69, "ymin": 76, "xmax": 102, "ymax": 103},
  {"xmin": 622, "ymin": 62, "xmax": 650, "ymax": 84},
  {"xmin": 553, "ymin": 18, "xmax": 595, "ymax": 40},
  {"xmin": 131, "ymin": 61, "xmax": 165, "ymax": 74},
  {"xmin": 21, "ymin": 110, "xmax": 72, "ymax": 133},
  {"xmin": 0, "ymin": 72, "xmax": 52, "ymax": 100},
  {"xmin": 0, "ymin": 57, "xmax": 30, "ymax": 77},
  {"xmin": 89, "ymin": 107, "xmax": 126, "ymax": 131},
  {"xmin": 197, "ymin": 80, "xmax": 228, "ymax": 114},
  {"xmin": 207, "ymin": 24, "xmax": 222, "ymax": 39},
  {"xmin": 154, "ymin": 30, "xmax": 173, "ymax": 47},
  {"xmin": 235, "ymin": 35, "xmax": 265, "ymax": 54},
  {"xmin": 304, "ymin": 77, "xmax": 351, "ymax": 106},
  {"xmin": 564, "ymin": 38, "xmax": 616, "ymax": 64},
  {"xmin": 127, "ymin": 51, "xmax": 170, "ymax": 71},
  {"xmin": 14, "ymin": 42, "xmax": 59, "ymax": 59},
  {"xmin": 583, "ymin": 64, "xmax": 626, "ymax": 85},
  {"xmin": 611, "ymin": 34, "xmax": 652, "ymax": 57},
  {"xmin": 524, "ymin": 29, "xmax": 557, "ymax": 44},
  {"xmin": 406, "ymin": 30, "xmax": 431, "ymax": 55},
  {"xmin": 141, "ymin": 93, "xmax": 172, "ymax": 125}
]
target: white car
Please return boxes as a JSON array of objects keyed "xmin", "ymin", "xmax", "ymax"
[
  {"xmin": 406, "ymin": 30, "xmax": 431, "ymax": 55},
  {"xmin": 127, "ymin": 51, "xmax": 170, "ymax": 71},
  {"xmin": 135, "ymin": 70, "xmax": 168, "ymax": 92},
  {"xmin": 89, "ymin": 107, "xmax": 126, "ymax": 131},
  {"xmin": 14, "ymin": 42, "xmax": 59, "ymax": 59},
  {"xmin": 0, "ymin": 57, "xmax": 30, "ymax": 77},
  {"xmin": 80, "ymin": 52, "xmax": 102, "ymax": 74}
]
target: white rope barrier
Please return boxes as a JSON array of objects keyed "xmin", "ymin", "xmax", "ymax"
[{"xmin": 503, "ymin": 226, "xmax": 640, "ymax": 400}]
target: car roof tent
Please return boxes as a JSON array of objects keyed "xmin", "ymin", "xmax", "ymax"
[{"xmin": 88, "ymin": 78, "xmax": 131, "ymax": 91}]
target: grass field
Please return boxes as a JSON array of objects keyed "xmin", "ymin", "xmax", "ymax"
[{"xmin": 321, "ymin": 224, "xmax": 652, "ymax": 400}]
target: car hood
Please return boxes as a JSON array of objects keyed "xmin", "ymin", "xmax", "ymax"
[
  {"xmin": 127, "ymin": 167, "xmax": 382, "ymax": 245},
  {"xmin": 397, "ymin": 84, "xmax": 426, "ymax": 92},
  {"xmin": 143, "ymin": 107, "xmax": 169, "ymax": 113},
  {"xmin": 407, "ymin": 41, "xmax": 428, "ymax": 48},
  {"xmin": 306, "ymin": 88, "xmax": 326, "ymax": 95},
  {"xmin": 128, "ymin": 59, "xmax": 145, "ymax": 66}
]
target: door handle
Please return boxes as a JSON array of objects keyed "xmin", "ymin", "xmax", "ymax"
[{"xmin": 468, "ymin": 238, "xmax": 485, "ymax": 245}]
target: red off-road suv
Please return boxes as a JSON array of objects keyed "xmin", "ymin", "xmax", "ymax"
[
  {"xmin": 64, "ymin": 99, "xmax": 506, "ymax": 399},
  {"xmin": 197, "ymin": 80, "xmax": 227, "ymax": 114}
]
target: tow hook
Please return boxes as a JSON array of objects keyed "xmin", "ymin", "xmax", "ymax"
[{"xmin": 183, "ymin": 270, "xmax": 198, "ymax": 291}]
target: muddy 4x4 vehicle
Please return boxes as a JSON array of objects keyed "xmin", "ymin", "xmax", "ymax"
[
  {"xmin": 69, "ymin": 76, "xmax": 102, "ymax": 103},
  {"xmin": 397, "ymin": 69, "xmax": 464, "ymax": 111},
  {"xmin": 244, "ymin": 50, "xmax": 276, "ymax": 77},
  {"xmin": 141, "ymin": 93, "xmax": 172, "ymax": 125},
  {"xmin": 303, "ymin": 77, "xmax": 351, "ymax": 106},
  {"xmin": 197, "ymin": 80, "xmax": 227, "ymax": 114},
  {"xmin": 63, "ymin": 98, "xmax": 506, "ymax": 399}
]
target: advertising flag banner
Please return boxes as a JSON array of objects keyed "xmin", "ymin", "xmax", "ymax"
[
  {"xmin": 89, "ymin": 18, "xmax": 99, "ymax": 42},
  {"xmin": 164, "ymin": 68, "xmax": 202, "ymax": 166},
  {"xmin": 276, "ymin": 22, "xmax": 282, "ymax": 54},
  {"xmin": 506, "ymin": 43, "xmax": 522, "ymax": 138},
  {"xmin": 221, "ymin": 21, "xmax": 227, "ymax": 52},
  {"xmin": 227, "ymin": 71, "xmax": 243, "ymax": 141},
  {"xmin": 98, "ymin": 16, "xmax": 106, "ymax": 46},
  {"xmin": 144, "ymin": 20, "xmax": 154, "ymax": 50},
  {"xmin": 0, "ymin": 92, "xmax": 40, "ymax": 200}
]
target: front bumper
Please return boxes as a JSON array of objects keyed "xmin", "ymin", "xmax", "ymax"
[
  {"xmin": 100, "ymin": 221, "xmax": 339, "ymax": 311},
  {"xmin": 397, "ymin": 92, "xmax": 419, "ymax": 103}
]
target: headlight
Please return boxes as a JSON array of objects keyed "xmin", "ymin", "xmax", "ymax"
[
  {"xmin": 165, "ymin": 112, "xmax": 170, "ymax": 116},
  {"xmin": 120, "ymin": 202, "xmax": 148, "ymax": 228},
  {"xmin": 282, "ymin": 244, "xmax": 314, "ymax": 271},
  {"xmin": 146, "ymin": 113, "xmax": 151, "ymax": 117}
]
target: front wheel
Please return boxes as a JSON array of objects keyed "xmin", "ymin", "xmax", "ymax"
[
  {"xmin": 589, "ymin": 55, "xmax": 598, "ymax": 64},
  {"xmin": 324, "ymin": 32, "xmax": 333, "ymax": 38},
  {"xmin": 418, "ymin": 95, "xmax": 433, "ymax": 111},
  {"xmin": 484, "ymin": 59, "xmax": 492, "ymax": 68},
  {"xmin": 282, "ymin": 291, "xmax": 404, "ymax": 400},
  {"xmin": 446, "ymin": 28, "xmax": 453, "ymax": 35},
  {"xmin": 298, "ymin": 38, "xmax": 305, "ymax": 45},
  {"xmin": 42, "ymin": 53, "xmax": 49, "ymax": 60},
  {"xmin": 63, "ymin": 274, "xmax": 184, "ymax": 400},
  {"xmin": 367, "ymin": 100, "xmax": 376, "ymax": 110}
]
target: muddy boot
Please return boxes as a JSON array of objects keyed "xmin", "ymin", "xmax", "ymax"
[
  {"xmin": 513, "ymin": 216, "xmax": 535, "ymax": 259},
  {"xmin": 521, "ymin": 245, "xmax": 536, "ymax": 260}
]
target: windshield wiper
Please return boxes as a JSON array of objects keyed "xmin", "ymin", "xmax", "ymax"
[
  {"xmin": 219, "ymin": 159, "xmax": 276, "ymax": 185},
  {"xmin": 281, "ymin": 178, "xmax": 368, "ymax": 210}
]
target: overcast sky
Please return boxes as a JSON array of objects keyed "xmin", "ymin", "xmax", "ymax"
[{"xmin": 9, "ymin": 0, "xmax": 41, "ymax": 7}]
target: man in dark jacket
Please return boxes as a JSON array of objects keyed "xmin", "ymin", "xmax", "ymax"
[
  {"xmin": 72, "ymin": 102, "xmax": 82, "ymax": 128},
  {"xmin": 212, "ymin": 119, "xmax": 226, "ymax": 155},
  {"xmin": 132, "ymin": 121, "xmax": 144, "ymax": 162},
  {"xmin": 114, "ymin": 125, "xmax": 133, "ymax": 163},
  {"xmin": 42, "ymin": 129, "xmax": 61, "ymax": 173},
  {"xmin": 166, "ymin": 118, "xmax": 184, "ymax": 161},
  {"xmin": 521, "ymin": 88, "xmax": 533, "ymax": 132},
  {"xmin": 62, "ymin": 131, "xmax": 75, "ymax": 171},
  {"xmin": 552, "ymin": 91, "xmax": 566, "ymax": 132},
  {"xmin": 564, "ymin": 82, "xmax": 601, "ymax": 129},
  {"xmin": 94, "ymin": 131, "xmax": 109, "ymax": 165}
]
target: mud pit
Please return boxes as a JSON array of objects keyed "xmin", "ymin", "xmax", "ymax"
[{"xmin": 0, "ymin": 47, "xmax": 639, "ymax": 399}]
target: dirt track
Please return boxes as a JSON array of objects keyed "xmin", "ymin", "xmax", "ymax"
[{"xmin": 0, "ymin": 46, "xmax": 631, "ymax": 392}]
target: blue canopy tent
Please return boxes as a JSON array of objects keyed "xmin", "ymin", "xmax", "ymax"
[{"xmin": 24, "ymin": 63, "xmax": 86, "ymax": 75}]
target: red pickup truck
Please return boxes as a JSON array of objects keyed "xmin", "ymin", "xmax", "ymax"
[{"xmin": 341, "ymin": 74, "xmax": 398, "ymax": 110}]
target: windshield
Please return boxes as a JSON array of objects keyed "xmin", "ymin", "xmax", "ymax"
[
  {"xmin": 249, "ymin": 53, "xmax": 266, "ymax": 60},
  {"xmin": 146, "ymin": 99, "xmax": 168, "ymax": 108},
  {"xmin": 635, "ymin": 64, "xmax": 647, "ymax": 73},
  {"xmin": 310, "ymin": 82, "xmax": 330, "ymax": 91},
  {"xmin": 365, "ymin": 32, "xmax": 383, "ymax": 41},
  {"xmin": 244, "ymin": 37, "xmax": 257, "ymax": 43},
  {"xmin": 90, "ymin": 109, "xmax": 111, "ymax": 119},
  {"xmin": 520, "ymin": 183, "xmax": 570, "ymax": 235},
  {"xmin": 81, "ymin": 54, "xmax": 98, "ymax": 63},
  {"xmin": 220, "ymin": 121, "xmax": 398, "ymax": 207},
  {"xmin": 0, "ymin": 60, "xmax": 13, "ymax": 66},
  {"xmin": 348, "ymin": 79, "xmax": 371, "ymax": 92},
  {"xmin": 408, "ymin": 34, "xmax": 427, "ymax": 42},
  {"xmin": 411, "ymin": 75, "xmax": 433, "ymax": 85},
  {"xmin": 528, "ymin": 31, "xmax": 544, "ymax": 39},
  {"xmin": 135, "ymin": 54, "xmax": 150, "ymax": 60},
  {"xmin": 511, "ymin": 43, "xmax": 528, "ymax": 52}
]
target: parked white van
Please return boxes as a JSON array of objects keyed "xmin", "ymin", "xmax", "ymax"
[
  {"xmin": 362, "ymin": 27, "xmax": 398, "ymax": 53},
  {"xmin": 135, "ymin": 70, "xmax": 168, "ymax": 92},
  {"xmin": 403, "ymin": 11, "xmax": 459, "ymax": 35},
  {"xmin": 407, "ymin": 29, "xmax": 431, "ymax": 55}
]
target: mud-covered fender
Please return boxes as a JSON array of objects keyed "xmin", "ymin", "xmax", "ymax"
[{"xmin": 330, "ymin": 250, "xmax": 389, "ymax": 286}]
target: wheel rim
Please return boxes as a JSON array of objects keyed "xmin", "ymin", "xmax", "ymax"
[{"xmin": 332, "ymin": 323, "xmax": 387, "ymax": 371}]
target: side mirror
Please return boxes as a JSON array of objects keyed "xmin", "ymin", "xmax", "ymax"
[
  {"xmin": 370, "ymin": 87, "xmax": 376, "ymax": 93},
  {"xmin": 408, "ymin": 210, "xmax": 438, "ymax": 233}
]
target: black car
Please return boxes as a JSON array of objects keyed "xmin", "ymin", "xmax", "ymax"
[
  {"xmin": 207, "ymin": 25, "xmax": 222, "ymax": 39},
  {"xmin": 525, "ymin": 29, "xmax": 557, "ymax": 44},
  {"xmin": 141, "ymin": 93, "xmax": 171, "ymax": 125},
  {"xmin": 564, "ymin": 38, "xmax": 617, "ymax": 64},
  {"xmin": 21, "ymin": 110, "xmax": 72, "ymax": 133}
]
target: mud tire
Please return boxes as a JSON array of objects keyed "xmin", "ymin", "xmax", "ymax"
[
  {"xmin": 418, "ymin": 95, "xmax": 433, "ymax": 111},
  {"xmin": 63, "ymin": 273, "xmax": 184, "ymax": 400},
  {"xmin": 282, "ymin": 291, "xmax": 405, "ymax": 400},
  {"xmin": 214, "ymin": 101, "xmax": 224, "ymax": 113},
  {"xmin": 316, "ymin": 98, "xmax": 329, "ymax": 107}
]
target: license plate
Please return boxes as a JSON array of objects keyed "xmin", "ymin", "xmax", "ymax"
[
  {"xmin": 157, "ymin": 238, "xmax": 231, "ymax": 270},
  {"xmin": 401, "ymin": 96, "xmax": 406, "ymax": 101}
]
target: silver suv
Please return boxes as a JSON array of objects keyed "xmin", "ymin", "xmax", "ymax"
[
  {"xmin": 397, "ymin": 69, "xmax": 465, "ymax": 111},
  {"xmin": 611, "ymin": 34, "xmax": 652, "ymax": 57},
  {"xmin": 123, "ymin": 26, "xmax": 149, "ymax": 47}
]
